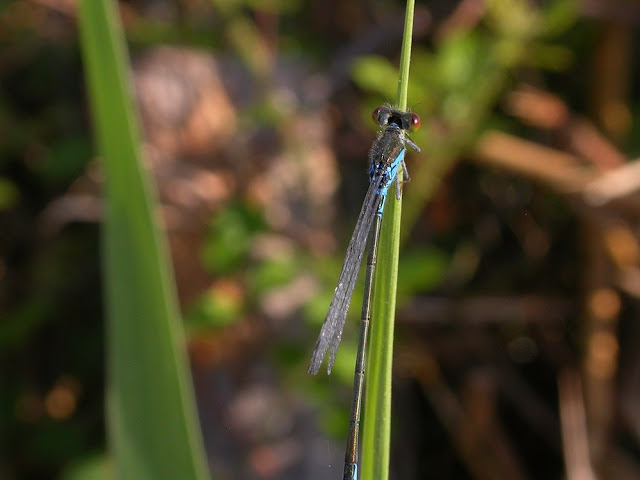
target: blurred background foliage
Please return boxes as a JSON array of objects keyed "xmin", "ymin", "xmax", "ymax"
[{"xmin": 1, "ymin": 0, "xmax": 640, "ymax": 479}]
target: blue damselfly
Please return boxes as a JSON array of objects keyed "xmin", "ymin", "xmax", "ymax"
[{"xmin": 308, "ymin": 105, "xmax": 421, "ymax": 480}]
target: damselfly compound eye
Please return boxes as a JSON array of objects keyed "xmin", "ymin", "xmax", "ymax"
[
  {"xmin": 371, "ymin": 106, "xmax": 385, "ymax": 124},
  {"xmin": 409, "ymin": 113, "xmax": 421, "ymax": 132}
]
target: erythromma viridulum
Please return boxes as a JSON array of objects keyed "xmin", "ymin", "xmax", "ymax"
[{"xmin": 308, "ymin": 105, "xmax": 421, "ymax": 480}]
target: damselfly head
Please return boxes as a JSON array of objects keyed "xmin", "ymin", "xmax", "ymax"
[{"xmin": 371, "ymin": 105, "xmax": 421, "ymax": 132}]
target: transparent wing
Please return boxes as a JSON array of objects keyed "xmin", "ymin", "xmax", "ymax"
[{"xmin": 308, "ymin": 176, "xmax": 384, "ymax": 375}]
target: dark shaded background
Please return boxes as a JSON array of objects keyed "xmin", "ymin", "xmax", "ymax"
[{"xmin": 1, "ymin": 0, "xmax": 640, "ymax": 479}]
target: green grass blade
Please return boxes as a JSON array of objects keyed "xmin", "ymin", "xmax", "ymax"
[
  {"xmin": 360, "ymin": 1, "xmax": 416, "ymax": 479},
  {"xmin": 395, "ymin": 0, "xmax": 416, "ymax": 111},
  {"xmin": 77, "ymin": 2, "xmax": 210, "ymax": 479}
]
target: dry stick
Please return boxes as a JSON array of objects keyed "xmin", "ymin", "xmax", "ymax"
[
  {"xmin": 558, "ymin": 369, "xmax": 597, "ymax": 480},
  {"xmin": 505, "ymin": 84, "xmax": 628, "ymax": 169},
  {"xmin": 581, "ymin": 219, "xmax": 620, "ymax": 475},
  {"xmin": 473, "ymin": 131, "xmax": 640, "ymax": 212},
  {"xmin": 472, "ymin": 131, "xmax": 597, "ymax": 192}
]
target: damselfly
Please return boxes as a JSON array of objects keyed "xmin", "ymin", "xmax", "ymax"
[{"xmin": 308, "ymin": 105, "xmax": 421, "ymax": 480}]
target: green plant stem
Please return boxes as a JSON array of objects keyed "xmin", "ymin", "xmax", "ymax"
[
  {"xmin": 395, "ymin": 0, "xmax": 415, "ymax": 111},
  {"xmin": 360, "ymin": 1, "xmax": 415, "ymax": 479}
]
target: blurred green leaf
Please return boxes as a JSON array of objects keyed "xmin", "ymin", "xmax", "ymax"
[
  {"xmin": 78, "ymin": 1, "xmax": 210, "ymax": 479},
  {"xmin": 437, "ymin": 32, "xmax": 484, "ymax": 91},
  {"xmin": 202, "ymin": 203, "xmax": 265, "ymax": 274},
  {"xmin": 486, "ymin": 0, "xmax": 540, "ymax": 38},
  {"xmin": 186, "ymin": 287, "xmax": 243, "ymax": 329},
  {"xmin": 304, "ymin": 285, "xmax": 334, "ymax": 327},
  {"xmin": 329, "ymin": 337, "xmax": 358, "ymax": 385},
  {"xmin": 404, "ymin": 49, "xmax": 439, "ymax": 111},
  {"xmin": 272, "ymin": 340, "xmax": 306, "ymax": 369},
  {"xmin": 542, "ymin": 0, "xmax": 578, "ymax": 36},
  {"xmin": 398, "ymin": 248, "xmax": 449, "ymax": 298},
  {"xmin": 249, "ymin": 256, "xmax": 298, "ymax": 293},
  {"xmin": 525, "ymin": 43, "xmax": 574, "ymax": 71},
  {"xmin": 59, "ymin": 455, "xmax": 110, "ymax": 480},
  {"xmin": 351, "ymin": 56, "xmax": 399, "ymax": 101}
]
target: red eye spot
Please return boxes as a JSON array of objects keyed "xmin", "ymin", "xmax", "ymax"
[
  {"xmin": 372, "ymin": 106, "xmax": 384, "ymax": 124},
  {"xmin": 409, "ymin": 113, "xmax": 421, "ymax": 131}
]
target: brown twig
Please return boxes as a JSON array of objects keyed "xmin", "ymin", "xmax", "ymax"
[
  {"xmin": 472, "ymin": 131, "xmax": 597, "ymax": 192},
  {"xmin": 558, "ymin": 368, "xmax": 598, "ymax": 480}
]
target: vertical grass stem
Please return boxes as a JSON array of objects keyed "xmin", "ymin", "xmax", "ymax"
[{"xmin": 360, "ymin": 1, "xmax": 416, "ymax": 479}]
